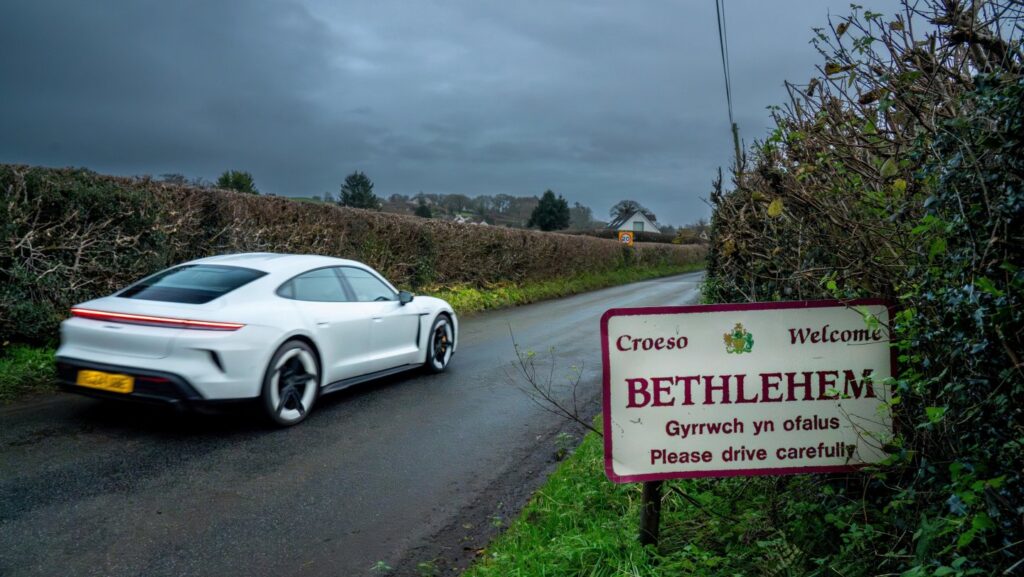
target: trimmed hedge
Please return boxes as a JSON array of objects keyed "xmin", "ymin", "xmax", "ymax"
[{"xmin": 0, "ymin": 165, "xmax": 705, "ymax": 345}]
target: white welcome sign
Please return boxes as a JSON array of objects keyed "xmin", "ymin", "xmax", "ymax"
[{"xmin": 601, "ymin": 300, "xmax": 894, "ymax": 483}]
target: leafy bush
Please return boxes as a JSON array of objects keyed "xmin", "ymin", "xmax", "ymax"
[{"xmin": 703, "ymin": 1, "xmax": 1022, "ymax": 574}]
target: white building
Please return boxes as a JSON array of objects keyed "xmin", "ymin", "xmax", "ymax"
[{"xmin": 607, "ymin": 211, "xmax": 660, "ymax": 234}]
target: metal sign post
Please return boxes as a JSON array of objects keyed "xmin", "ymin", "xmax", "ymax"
[{"xmin": 638, "ymin": 480, "xmax": 663, "ymax": 546}]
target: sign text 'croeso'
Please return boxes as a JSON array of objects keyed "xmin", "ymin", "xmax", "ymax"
[{"xmin": 601, "ymin": 300, "xmax": 894, "ymax": 483}]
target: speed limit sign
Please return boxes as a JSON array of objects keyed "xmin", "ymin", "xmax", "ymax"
[{"xmin": 618, "ymin": 231, "xmax": 635, "ymax": 246}]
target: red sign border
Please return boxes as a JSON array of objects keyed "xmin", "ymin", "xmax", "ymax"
[{"xmin": 600, "ymin": 298, "xmax": 896, "ymax": 484}]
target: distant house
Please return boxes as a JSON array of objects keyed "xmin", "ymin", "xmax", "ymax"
[
  {"xmin": 452, "ymin": 214, "xmax": 486, "ymax": 225},
  {"xmin": 607, "ymin": 211, "xmax": 660, "ymax": 234}
]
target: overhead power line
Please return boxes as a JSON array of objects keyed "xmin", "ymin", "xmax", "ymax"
[{"xmin": 715, "ymin": 0, "xmax": 742, "ymax": 174}]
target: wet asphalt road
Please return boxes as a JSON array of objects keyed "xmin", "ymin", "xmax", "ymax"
[{"xmin": 0, "ymin": 272, "xmax": 703, "ymax": 577}]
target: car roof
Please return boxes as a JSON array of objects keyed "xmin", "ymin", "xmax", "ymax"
[{"xmin": 187, "ymin": 253, "xmax": 366, "ymax": 275}]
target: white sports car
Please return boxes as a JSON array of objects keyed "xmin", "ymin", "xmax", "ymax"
[{"xmin": 56, "ymin": 253, "xmax": 458, "ymax": 425}]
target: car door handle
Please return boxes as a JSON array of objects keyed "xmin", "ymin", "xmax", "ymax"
[
  {"xmin": 317, "ymin": 321, "xmax": 330, "ymax": 327},
  {"xmin": 372, "ymin": 317, "xmax": 383, "ymax": 322}
]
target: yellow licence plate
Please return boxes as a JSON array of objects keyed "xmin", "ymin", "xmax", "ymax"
[{"xmin": 76, "ymin": 370, "xmax": 134, "ymax": 394}]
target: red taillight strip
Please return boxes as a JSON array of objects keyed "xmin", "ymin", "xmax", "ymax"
[{"xmin": 70, "ymin": 308, "xmax": 245, "ymax": 331}]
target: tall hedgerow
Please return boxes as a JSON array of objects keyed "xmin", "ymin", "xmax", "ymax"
[
  {"xmin": 0, "ymin": 167, "xmax": 704, "ymax": 347},
  {"xmin": 703, "ymin": 1, "xmax": 1021, "ymax": 574}
]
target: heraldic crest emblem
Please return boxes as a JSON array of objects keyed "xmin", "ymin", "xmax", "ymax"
[{"xmin": 724, "ymin": 322, "xmax": 754, "ymax": 354}]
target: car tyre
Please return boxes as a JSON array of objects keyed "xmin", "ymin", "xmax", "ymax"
[
  {"xmin": 261, "ymin": 340, "xmax": 320, "ymax": 426},
  {"xmin": 425, "ymin": 314, "xmax": 454, "ymax": 374}
]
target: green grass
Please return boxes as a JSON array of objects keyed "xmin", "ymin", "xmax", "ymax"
[
  {"xmin": 423, "ymin": 264, "xmax": 702, "ymax": 315},
  {"xmin": 460, "ymin": 428, "xmax": 751, "ymax": 577},
  {"xmin": 463, "ymin": 430, "xmax": 664, "ymax": 577},
  {"xmin": 465, "ymin": 422, "xmax": 876, "ymax": 577},
  {"xmin": 0, "ymin": 344, "xmax": 56, "ymax": 402}
]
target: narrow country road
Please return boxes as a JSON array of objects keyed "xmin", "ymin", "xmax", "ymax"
[{"xmin": 0, "ymin": 272, "xmax": 703, "ymax": 577}]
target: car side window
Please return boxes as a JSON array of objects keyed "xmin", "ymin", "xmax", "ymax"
[
  {"xmin": 339, "ymin": 267, "xmax": 397, "ymax": 302},
  {"xmin": 278, "ymin": 268, "xmax": 349, "ymax": 302}
]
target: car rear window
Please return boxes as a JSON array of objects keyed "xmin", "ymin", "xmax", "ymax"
[
  {"xmin": 277, "ymin": 268, "xmax": 349, "ymax": 302},
  {"xmin": 118, "ymin": 265, "xmax": 266, "ymax": 304}
]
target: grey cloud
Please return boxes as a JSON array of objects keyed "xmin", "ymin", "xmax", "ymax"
[{"xmin": 1, "ymin": 0, "xmax": 901, "ymax": 224}]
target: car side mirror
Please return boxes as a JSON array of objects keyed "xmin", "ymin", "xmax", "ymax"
[{"xmin": 398, "ymin": 290, "xmax": 414, "ymax": 305}]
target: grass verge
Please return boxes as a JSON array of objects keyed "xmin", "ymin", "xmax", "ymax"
[
  {"xmin": 462, "ymin": 429, "xmax": 662, "ymax": 577},
  {"xmin": 465, "ymin": 422, "xmax": 873, "ymax": 576},
  {"xmin": 424, "ymin": 263, "xmax": 702, "ymax": 315},
  {"xmin": 0, "ymin": 344, "xmax": 56, "ymax": 402}
]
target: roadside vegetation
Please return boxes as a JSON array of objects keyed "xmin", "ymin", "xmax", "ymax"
[
  {"xmin": 463, "ymin": 429, "xmax": 655, "ymax": 577},
  {"xmin": 466, "ymin": 425, "xmax": 850, "ymax": 576},
  {"xmin": 428, "ymin": 263, "xmax": 700, "ymax": 313},
  {"xmin": 0, "ymin": 164, "xmax": 703, "ymax": 346},
  {"xmin": 470, "ymin": 1, "xmax": 1022, "ymax": 575},
  {"xmin": 0, "ymin": 345, "xmax": 55, "ymax": 402},
  {"xmin": 703, "ymin": 1, "xmax": 1021, "ymax": 574}
]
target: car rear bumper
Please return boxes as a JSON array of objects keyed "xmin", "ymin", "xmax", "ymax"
[
  {"xmin": 56, "ymin": 357, "xmax": 210, "ymax": 409},
  {"xmin": 58, "ymin": 317, "xmax": 278, "ymax": 400}
]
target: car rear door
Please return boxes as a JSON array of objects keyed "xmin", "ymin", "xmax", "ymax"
[
  {"xmin": 279, "ymin": 267, "xmax": 375, "ymax": 384},
  {"xmin": 338, "ymin": 266, "xmax": 422, "ymax": 372}
]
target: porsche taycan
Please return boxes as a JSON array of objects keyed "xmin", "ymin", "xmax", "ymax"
[{"xmin": 56, "ymin": 253, "xmax": 457, "ymax": 425}]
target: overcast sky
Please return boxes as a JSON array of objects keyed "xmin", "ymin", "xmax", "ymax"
[{"xmin": 0, "ymin": 0, "xmax": 900, "ymax": 225}]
